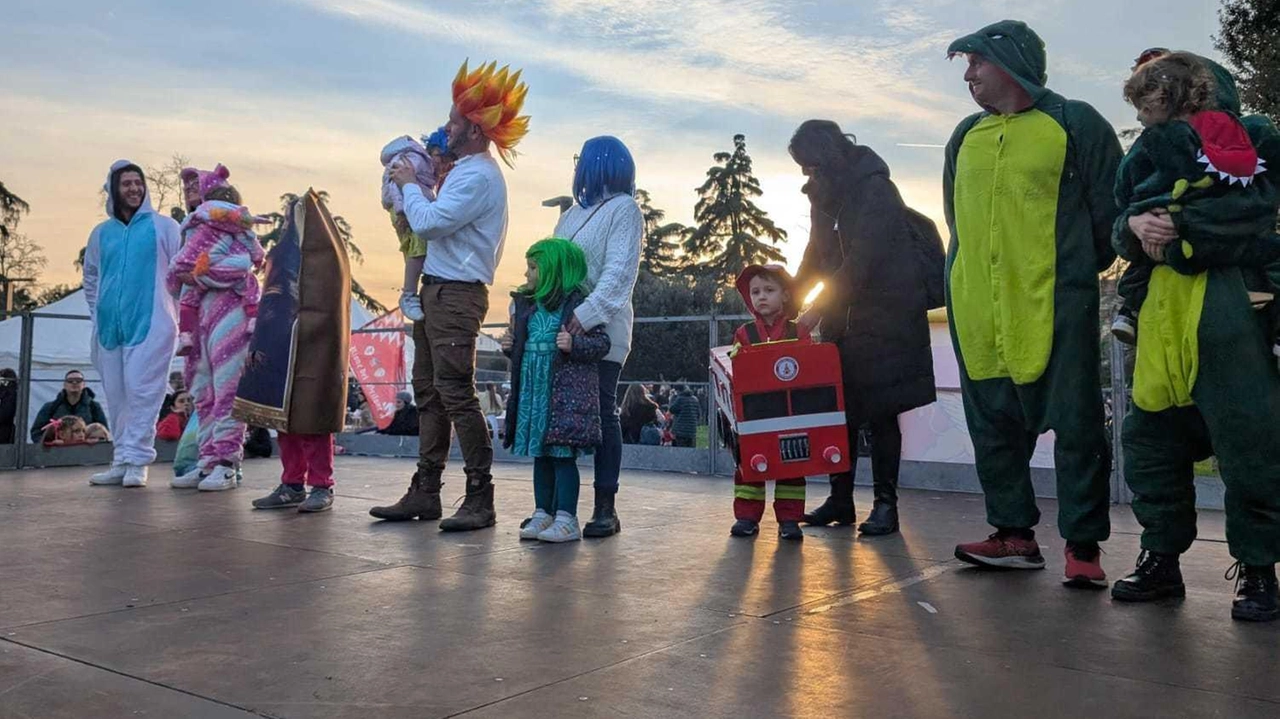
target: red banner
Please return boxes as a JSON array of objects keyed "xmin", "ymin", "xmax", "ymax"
[{"xmin": 348, "ymin": 310, "xmax": 407, "ymax": 430}]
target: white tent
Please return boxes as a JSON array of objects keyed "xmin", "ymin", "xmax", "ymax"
[{"xmin": 0, "ymin": 290, "xmax": 185, "ymax": 435}]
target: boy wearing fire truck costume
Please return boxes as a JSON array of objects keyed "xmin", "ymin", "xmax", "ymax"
[{"xmin": 728, "ymin": 264, "xmax": 810, "ymax": 541}]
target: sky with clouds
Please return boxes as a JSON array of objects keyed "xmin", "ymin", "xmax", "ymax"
[{"xmin": 1, "ymin": 0, "xmax": 1226, "ymax": 321}]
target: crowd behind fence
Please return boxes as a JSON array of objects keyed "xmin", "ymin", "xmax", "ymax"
[{"xmin": 0, "ymin": 309, "xmax": 1134, "ymax": 485}]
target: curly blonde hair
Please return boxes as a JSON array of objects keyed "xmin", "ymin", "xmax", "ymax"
[{"xmin": 1123, "ymin": 51, "xmax": 1216, "ymax": 119}]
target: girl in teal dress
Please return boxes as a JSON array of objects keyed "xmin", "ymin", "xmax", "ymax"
[{"xmin": 501, "ymin": 239, "xmax": 612, "ymax": 542}]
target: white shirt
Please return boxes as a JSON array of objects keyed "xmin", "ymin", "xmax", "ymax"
[
  {"xmin": 402, "ymin": 151, "xmax": 507, "ymax": 284},
  {"xmin": 553, "ymin": 194, "xmax": 643, "ymax": 364}
]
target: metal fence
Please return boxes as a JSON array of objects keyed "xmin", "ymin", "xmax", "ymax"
[
  {"xmin": 0, "ymin": 310, "xmax": 751, "ymax": 472},
  {"xmin": 0, "ymin": 307, "xmax": 1154, "ymax": 504}
]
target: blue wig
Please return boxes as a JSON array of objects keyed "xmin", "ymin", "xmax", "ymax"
[
  {"xmin": 423, "ymin": 126, "xmax": 449, "ymax": 154},
  {"xmin": 573, "ymin": 136, "xmax": 636, "ymax": 207}
]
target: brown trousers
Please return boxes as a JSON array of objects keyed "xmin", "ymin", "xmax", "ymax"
[{"xmin": 413, "ymin": 282, "xmax": 492, "ymax": 488}]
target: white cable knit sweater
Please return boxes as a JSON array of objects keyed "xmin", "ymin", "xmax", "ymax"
[{"xmin": 553, "ymin": 194, "xmax": 643, "ymax": 364}]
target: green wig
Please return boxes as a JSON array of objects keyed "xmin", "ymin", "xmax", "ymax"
[{"xmin": 524, "ymin": 237, "xmax": 588, "ymax": 310}]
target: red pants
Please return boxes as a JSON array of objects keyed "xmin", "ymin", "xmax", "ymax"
[
  {"xmin": 733, "ymin": 470, "xmax": 805, "ymax": 522},
  {"xmin": 278, "ymin": 433, "xmax": 334, "ymax": 488}
]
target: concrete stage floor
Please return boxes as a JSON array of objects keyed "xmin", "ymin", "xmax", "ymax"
[{"xmin": 1, "ymin": 458, "xmax": 1276, "ymax": 719}]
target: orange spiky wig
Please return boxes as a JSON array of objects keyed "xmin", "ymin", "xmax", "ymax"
[{"xmin": 452, "ymin": 60, "xmax": 530, "ymax": 168}]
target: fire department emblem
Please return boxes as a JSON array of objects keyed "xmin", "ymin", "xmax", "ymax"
[{"xmin": 774, "ymin": 356, "xmax": 799, "ymax": 382}]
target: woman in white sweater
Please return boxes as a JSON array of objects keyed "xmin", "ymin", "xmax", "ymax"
[{"xmin": 553, "ymin": 136, "xmax": 644, "ymax": 538}]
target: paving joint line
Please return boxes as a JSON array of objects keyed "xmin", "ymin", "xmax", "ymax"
[{"xmin": 0, "ymin": 636, "xmax": 277, "ymax": 718}]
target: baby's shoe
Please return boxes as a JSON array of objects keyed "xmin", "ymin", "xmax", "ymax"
[
  {"xmin": 399, "ymin": 291, "xmax": 425, "ymax": 322},
  {"xmin": 1111, "ymin": 310, "xmax": 1137, "ymax": 345}
]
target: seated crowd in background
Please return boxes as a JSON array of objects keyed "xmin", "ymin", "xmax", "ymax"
[
  {"xmin": 156, "ymin": 390, "xmax": 192, "ymax": 441},
  {"xmin": 30, "ymin": 370, "xmax": 108, "ymax": 444}
]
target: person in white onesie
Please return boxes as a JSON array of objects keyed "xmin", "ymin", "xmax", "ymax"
[{"xmin": 83, "ymin": 160, "xmax": 181, "ymax": 488}]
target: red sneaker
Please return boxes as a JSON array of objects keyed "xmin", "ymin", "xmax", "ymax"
[
  {"xmin": 955, "ymin": 531, "xmax": 1045, "ymax": 569},
  {"xmin": 1063, "ymin": 542, "xmax": 1108, "ymax": 588}
]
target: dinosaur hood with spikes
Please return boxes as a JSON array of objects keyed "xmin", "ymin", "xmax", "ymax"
[{"xmin": 452, "ymin": 59, "xmax": 530, "ymax": 168}]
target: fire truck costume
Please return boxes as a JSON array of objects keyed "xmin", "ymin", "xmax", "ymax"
[
  {"xmin": 729, "ymin": 265, "xmax": 810, "ymax": 540},
  {"xmin": 943, "ymin": 21, "xmax": 1122, "ymax": 568}
]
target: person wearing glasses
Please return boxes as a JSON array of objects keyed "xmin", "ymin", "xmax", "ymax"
[{"xmin": 30, "ymin": 370, "xmax": 108, "ymax": 443}]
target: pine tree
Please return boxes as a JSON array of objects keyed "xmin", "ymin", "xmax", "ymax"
[
  {"xmin": 0, "ymin": 181, "xmax": 30, "ymax": 243},
  {"xmin": 635, "ymin": 189, "xmax": 688, "ymax": 276},
  {"xmin": 685, "ymin": 134, "xmax": 786, "ymax": 288},
  {"xmin": 1216, "ymin": 0, "xmax": 1280, "ymax": 120}
]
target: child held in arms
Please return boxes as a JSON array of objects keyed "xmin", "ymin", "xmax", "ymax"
[
  {"xmin": 380, "ymin": 128, "xmax": 451, "ymax": 321},
  {"xmin": 1111, "ymin": 52, "xmax": 1280, "ymax": 359}
]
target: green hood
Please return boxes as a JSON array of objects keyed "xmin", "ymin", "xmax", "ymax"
[
  {"xmin": 948, "ymin": 20, "xmax": 1049, "ymax": 102},
  {"xmin": 1197, "ymin": 56, "xmax": 1242, "ymax": 115}
]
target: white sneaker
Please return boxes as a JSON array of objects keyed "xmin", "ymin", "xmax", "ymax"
[
  {"xmin": 89, "ymin": 464, "xmax": 127, "ymax": 486},
  {"xmin": 123, "ymin": 465, "xmax": 148, "ymax": 488},
  {"xmin": 519, "ymin": 509, "xmax": 555, "ymax": 540},
  {"xmin": 537, "ymin": 511, "xmax": 582, "ymax": 543},
  {"xmin": 399, "ymin": 291, "xmax": 425, "ymax": 322},
  {"xmin": 197, "ymin": 466, "xmax": 238, "ymax": 492},
  {"xmin": 171, "ymin": 467, "xmax": 203, "ymax": 489}
]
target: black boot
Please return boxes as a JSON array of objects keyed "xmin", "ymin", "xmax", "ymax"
[
  {"xmin": 369, "ymin": 471, "xmax": 442, "ymax": 521},
  {"xmin": 582, "ymin": 490, "xmax": 621, "ymax": 538},
  {"xmin": 802, "ymin": 473, "xmax": 855, "ymax": 526},
  {"xmin": 1111, "ymin": 550, "xmax": 1185, "ymax": 602},
  {"xmin": 1229, "ymin": 563, "xmax": 1279, "ymax": 622},
  {"xmin": 859, "ymin": 474, "xmax": 899, "ymax": 536},
  {"xmin": 439, "ymin": 482, "xmax": 496, "ymax": 532}
]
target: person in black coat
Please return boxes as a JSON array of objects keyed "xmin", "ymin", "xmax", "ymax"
[
  {"xmin": 0, "ymin": 368, "xmax": 18, "ymax": 444},
  {"xmin": 790, "ymin": 120, "xmax": 938, "ymax": 536},
  {"xmin": 380, "ymin": 391, "xmax": 420, "ymax": 437}
]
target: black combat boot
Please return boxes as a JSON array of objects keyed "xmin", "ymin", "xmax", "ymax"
[
  {"xmin": 1229, "ymin": 562, "xmax": 1279, "ymax": 622},
  {"xmin": 1111, "ymin": 551, "xmax": 1185, "ymax": 602}
]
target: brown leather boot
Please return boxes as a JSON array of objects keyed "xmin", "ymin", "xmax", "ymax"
[
  {"xmin": 369, "ymin": 471, "xmax": 442, "ymax": 521},
  {"xmin": 439, "ymin": 482, "xmax": 496, "ymax": 532}
]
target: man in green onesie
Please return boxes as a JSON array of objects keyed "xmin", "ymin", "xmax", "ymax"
[
  {"xmin": 943, "ymin": 20, "xmax": 1122, "ymax": 588},
  {"xmin": 1110, "ymin": 50, "xmax": 1280, "ymax": 623}
]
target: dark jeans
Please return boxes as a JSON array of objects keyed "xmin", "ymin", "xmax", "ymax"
[
  {"xmin": 594, "ymin": 361, "xmax": 623, "ymax": 494},
  {"xmin": 1117, "ymin": 258, "xmax": 1153, "ymax": 314},
  {"xmin": 413, "ymin": 282, "xmax": 492, "ymax": 487}
]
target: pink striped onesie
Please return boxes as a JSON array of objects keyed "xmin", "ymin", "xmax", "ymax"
[{"xmin": 168, "ymin": 202, "xmax": 265, "ymax": 471}]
